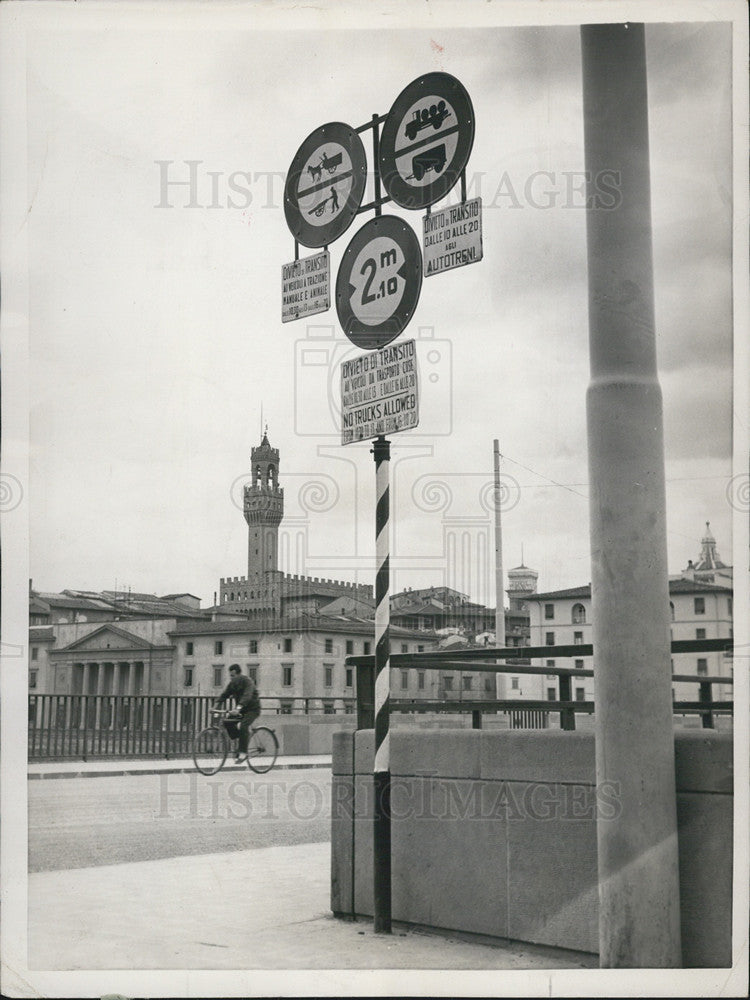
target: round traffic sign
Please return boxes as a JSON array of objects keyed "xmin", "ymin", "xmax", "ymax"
[
  {"xmin": 284, "ymin": 122, "xmax": 367, "ymax": 248},
  {"xmin": 336, "ymin": 215, "xmax": 422, "ymax": 350},
  {"xmin": 379, "ymin": 73, "xmax": 475, "ymax": 210}
]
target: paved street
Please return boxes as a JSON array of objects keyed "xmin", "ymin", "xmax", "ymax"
[{"xmin": 29, "ymin": 766, "xmax": 331, "ymax": 872}]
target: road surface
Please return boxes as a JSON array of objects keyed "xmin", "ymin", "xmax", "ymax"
[{"xmin": 29, "ymin": 767, "xmax": 331, "ymax": 872}]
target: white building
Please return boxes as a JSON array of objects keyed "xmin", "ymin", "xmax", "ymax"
[{"xmin": 520, "ymin": 574, "xmax": 732, "ymax": 722}]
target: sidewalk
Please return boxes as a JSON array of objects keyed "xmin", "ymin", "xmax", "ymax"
[
  {"xmin": 27, "ymin": 753, "xmax": 332, "ymax": 779},
  {"xmin": 28, "ymin": 840, "xmax": 597, "ymax": 971}
]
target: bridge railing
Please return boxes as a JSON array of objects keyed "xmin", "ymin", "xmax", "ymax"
[
  {"xmin": 27, "ymin": 694, "xmax": 357, "ymax": 760},
  {"xmin": 346, "ymin": 637, "xmax": 734, "ymax": 732}
]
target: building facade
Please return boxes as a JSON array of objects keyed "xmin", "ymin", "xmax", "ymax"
[
  {"xmin": 30, "ymin": 615, "xmax": 440, "ymax": 711},
  {"xmin": 522, "ymin": 577, "xmax": 733, "ymax": 712}
]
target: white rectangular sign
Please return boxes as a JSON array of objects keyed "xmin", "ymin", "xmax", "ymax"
[
  {"xmin": 423, "ymin": 197, "xmax": 483, "ymax": 277},
  {"xmin": 281, "ymin": 251, "xmax": 330, "ymax": 323},
  {"xmin": 340, "ymin": 339, "xmax": 419, "ymax": 445}
]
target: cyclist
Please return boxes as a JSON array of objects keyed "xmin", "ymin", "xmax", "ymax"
[{"xmin": 215, "ymin": 664, "xmax": 261, "ymax": 762}]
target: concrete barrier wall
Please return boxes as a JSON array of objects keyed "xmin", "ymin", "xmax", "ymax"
[
  {"xmin": 331, "ymin": 729, "xmax": 732, "ymax": 967},
  {"xmin": 258, "ymin": 714, "xmax": 357, "ymax": 755}
]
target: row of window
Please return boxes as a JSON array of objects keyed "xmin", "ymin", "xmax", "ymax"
[
  {"xmin": 545, "ymin": 602, "xmax": 587, "ymax": 623},
  {"xmin": 545, "ymin": 632, "xmax": 585, "ymax": 645},
  {"xmin": 183, "ymin": 638, "xmax": 374, "ymax": 657},
  {"xmin": 543, "ymin": 596, "xmax": 732, "ymax": 623},
  {"xmin": 182, "ymin": 662, "xmax": 358, "ymax": 689}
]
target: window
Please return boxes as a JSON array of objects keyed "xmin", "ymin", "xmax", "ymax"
[
  {"xmin": 575, "ymin": 659, "xmax": 584, "ymax": 670},
  {"xmin": 31, "ymin": 646, "xmax": 38, "ymax": 661},
  {"xmin": 547, "ymin": 686, "xmax": 556, "ymax": 701},
  {"xmin": 696, "ymin": 628, "xmax": 706, "ymax": 640},
  {"xmin": 511, "ymin": 677, "xmax": 519, "ymax": 690},
  {"xmin": 213, "ymin": 666, "xmax": 223, "ymax": 687},
  {"xmin": 247, "ymin": 665, "xmax": 258, "ymax": 684},
  {"xmin": 728, "ymin": 598, "xmax": 733, "ymax": 615},
  {"xmin": 417, "ymin": 645, "xmax": 424, "ymax": 652},
  {"xmin": 544, "ymin": 603, "xmax": 555, "ymax": 620},
  {"xmin": 575, "ymin": 687, "xmax": 585, "ymax": 701},
  {"xmin": 184, "ymin": 667, "xmax": 193, "ymax": 687},
  {"xmin": 669, "ymin": 602, "xmax": 675, "ymax": 621},
  {"xmin": 418, "ymin": 671, "xmax": 425, "ymax": 690},
  {"xmin": 363, "ymin": 642, "xmax": 371, "ymax": 655},
  {"xmin": 401, "ymin": 643, "xmax": 408, "ymax": 653},
  {"xmin": 29, "ymin": 670, "xmax": 38, "ymax": 689},
  {"xmin": 694, "ymin": 597, "xmax": 705, "ymax": 615},
  {"xmin": 283, "ymin": 637, "xmax": 293, "ymax": 653},
  {"xmin": 545, "ymin": 632, "xmax": 555, "ymax": 646},
  {"xmin": 401, "ymin": 671, "xmax": 408, "ymax": 690},
  {"xmin": 345, "ymin": 667, "xmax": 353, "ymax": 688},
  {"xmin": 323, "ymin": 701, "xmax": 335, "ymax": 715},
  {"xmin": 214, "ymin": 640, "xmax": 223, "ymax": 655},
  {"xmin": 574, "ymin": 631, "xmax": 583, "ymax": 645},
  {"xmin": 324, "ymin": 664, "xmax": 333, "ymax": 688},
  {"xmin": 282, "ymin": 664, "xmax": 293, "ymax": 687},
  {"xmin": 484, "ymin": 675, "xmax": 494, "ymax": 692},
  {"xmin": 462, "ymin": 675, "xmax": 473, "ymax": 691},
  {"xmin": 572, "ymin": 604, "xmax": 586, "ymax": 625},
  {"xmin": 249, "ymin": 640, "xmax": 258, "ymax": 654},
  {"xmin": 280, "ymin": 701, "xmax": 292, "ymax": 715},
  {"xmin": 324, "ymin": 638, "xmax": 333, "ymax": 654},
  {"xmin": 345, "ymin": 640, "xmax": 353, "ymax": 655},
  {"xmin": 186, "ymin": 641, "xmax": 194, "ymax": 656},
  {"xmin": 697, "ymin": 658, "xmax": 708, "ymax": 675},
  {"xmin": 443, "ymin": 675, "xmax": 454, "ymax": 691}
]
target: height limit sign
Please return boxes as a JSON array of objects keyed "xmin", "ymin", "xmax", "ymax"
[{"xmin": 340, "ymin": 339, "xmax": 419, "ymax": 445}]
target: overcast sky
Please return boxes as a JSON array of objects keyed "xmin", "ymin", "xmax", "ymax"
[{"xmin": 16, "ymin": 4, "xmax": 737, "ymax": 606}]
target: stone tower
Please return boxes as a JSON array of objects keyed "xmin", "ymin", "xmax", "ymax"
[
  {"xmin": 244, "ymin": 430, "xmax": 284, "ymax": 577},
  {"xmin": 506, "ymin": 562, "xmax": 539, "ymax": 612}
]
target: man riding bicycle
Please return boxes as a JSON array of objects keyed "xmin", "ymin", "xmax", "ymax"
[{"xmin": 215, "ymin": 664, "xmax": 261, "ymax": 762}]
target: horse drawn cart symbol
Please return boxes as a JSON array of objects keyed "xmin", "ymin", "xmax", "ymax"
[
  {"xmin": 307, "ymin": 151, "xmax": 343, "ymax": 182},
  {"xmin": 404, "ymin": 101, "xmax": 451, "ymax": 141},
  {"xmin": 407, "ymin": 143, "xmax": 447, "ymax": 181}
]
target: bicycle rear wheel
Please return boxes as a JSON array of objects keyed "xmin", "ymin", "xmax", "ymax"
[
  {"xmin": 246, "ymin": 726, "xmax": 279, "ymax": 773},
  {"xmin": 192, "ymin": 726, "xmax": 229, "ymax": 775}
]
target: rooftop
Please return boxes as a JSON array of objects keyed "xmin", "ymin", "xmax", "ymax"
[{"xmin": 529, "ymin": 578, "xmax": 733, "ymax": 602}]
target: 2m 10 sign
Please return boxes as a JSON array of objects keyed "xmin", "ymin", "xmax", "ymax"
[
  {"xmin": 336, "ymin": 215, "xmax": 422, "ymax": 351},
  {"xmin": 340, "ymin": 338, "xmax": 419, "ymax": 445}
]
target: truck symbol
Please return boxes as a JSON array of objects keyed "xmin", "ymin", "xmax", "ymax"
[
  {"xmin": 404, "ymin": 100, "xmax": 451, "ymax": 141},
  {"xmin": 408, "ymin": 144, "xmax": 447, "ymax": 181}
]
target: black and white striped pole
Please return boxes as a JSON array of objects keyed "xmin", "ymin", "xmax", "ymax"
[{"xmin": 372, "ymin": 434, "xmax": 391, "ymax": 933}]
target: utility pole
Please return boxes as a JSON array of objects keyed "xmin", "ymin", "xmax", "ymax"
[{"xmin": 581, "ymin": 22, "xmax": 682, "ymax": 967}]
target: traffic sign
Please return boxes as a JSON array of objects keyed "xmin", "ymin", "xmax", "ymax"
[
  {"xmin": 284, "ymin": 122, "xmax": 367, "ymax": 248},
  {"xmin": 379, "ymin": 73, "xmax": 475, "ymax": 210},
  {"xmin": 281, "ymin": 250, "xmax": 330, "ymax": 323},
  {"xmin": 336, "ymin": 215, "xmax": 422, "ymax": 350},
  {"xmin": 341, "ymin": 338, "xmax": 419, "ymax": 445},
  {"xmin": 423, "ymin": 197, "xmax": 483, "ymax": 276}
]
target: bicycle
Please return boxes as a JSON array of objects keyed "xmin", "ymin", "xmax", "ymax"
[{"xmin": 192, "ymin": 708, "xmax": 279, "ymax": 776}]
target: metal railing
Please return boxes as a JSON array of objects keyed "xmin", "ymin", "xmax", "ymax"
[
  {"xmin": 27, "ymin": 694, "xmax": 357, "ymax": 760},
  {"xmin": 347, "ymin": 638, "xmax": 734, "ymax": 732}
]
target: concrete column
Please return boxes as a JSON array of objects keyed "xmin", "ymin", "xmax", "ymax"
[
  {"xmin": 581, "ymin": 23, "xmax": 681, "ymax": 967},
  {"xmin": 127, "ymin": 661, "xmax": 136, "ymax": 695}
]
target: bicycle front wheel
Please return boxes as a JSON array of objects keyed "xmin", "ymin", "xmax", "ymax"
[
  {"xmin": 246, "ymin": 726, "xmax": 279, "ymax": 773},
  {"xmin": 192, "ymin": 726, "xmax": 229, "ymax": 775}
]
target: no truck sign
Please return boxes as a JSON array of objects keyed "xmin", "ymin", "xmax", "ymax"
[{"xmin": 340, "ymin": 338, "xmax": 419, "ymax": 445}]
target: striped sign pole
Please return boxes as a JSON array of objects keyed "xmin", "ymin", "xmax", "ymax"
[{"xmin": 372, "ymin": 434, "xmax": 392, "ymax": 934}]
